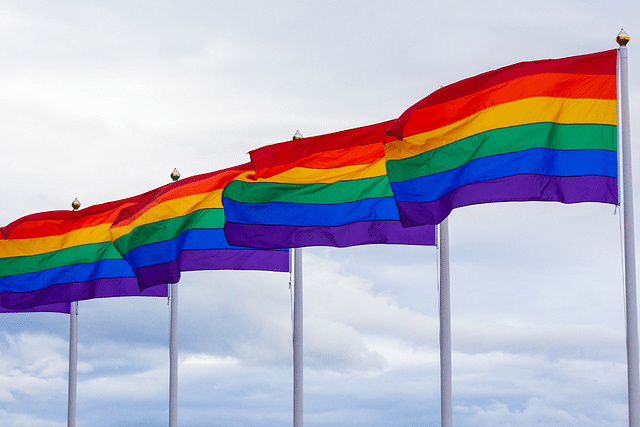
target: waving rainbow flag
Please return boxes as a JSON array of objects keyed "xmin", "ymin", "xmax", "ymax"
[
  {"xmin": 384, "ymin": 49, "xmax": 618, "ymax": 226},
  {"xmin": 109, "ymin": 164, "xmax": 289, "ymax": 290},
  {"xmin": 222, "ymin": 122, "xmax": 435, "ymax": 248},
  {"xmin": 0, "ymin": 197, "xmax": 167, "ymax": 311}
]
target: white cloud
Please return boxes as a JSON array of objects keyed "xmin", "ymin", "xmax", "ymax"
[
  {"xmin": 456, "ymin": 396, "xmax": 627, "ymax": 427},
  {"xmin": 80, "ymin": 366, "xmax": 168, "ymax": 401},
  {"xmin": 0, "ymin": 408, "xmax": 65, "ymax": 427}
]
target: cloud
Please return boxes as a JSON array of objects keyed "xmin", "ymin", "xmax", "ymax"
[
  {"xmin": 0, "ymin": 408, "xmax": 65, "ymax": 427},
  {"xmin": 456, "ymin": 396, "xmax": 627, "ymax": 427},
  {"xmin": 0, "ymin": 333, "xmax": 68, "ymax": 424}
]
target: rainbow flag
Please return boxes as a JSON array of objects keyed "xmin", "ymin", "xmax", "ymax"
[
  {"xmin": 384, "ymin": 49, "xmax": 618, "ymax": 226},
  {"xmin": 109, "ymin": 164, "xmax": 289, "ymax": 290},
  {"xmin": 222, "ymin": 122, "xmax": 436, "ymax": 248},
  {"xmin": 0, "ymin": 197, "xmax": 167, "ymax": 311}
]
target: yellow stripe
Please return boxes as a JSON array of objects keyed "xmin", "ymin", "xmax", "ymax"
[
  {"xmin": 0, "ymin": 223, "xmax": 112, "ymax": 258},
  {"xmin": 109, "ymin": 190, "xmax": 223, "ymax": 240},
  {"xmin": 233, "ymin": 159, "xmax": 387, "ymax": 185},
  {"xmin": 384, "ymin": 97, "xmax": 616, "ymax": 161}
]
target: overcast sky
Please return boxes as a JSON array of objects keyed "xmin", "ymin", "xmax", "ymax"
[{"xmin": 0, "ymin": 1, "xmax": 639, "ymax": 426}]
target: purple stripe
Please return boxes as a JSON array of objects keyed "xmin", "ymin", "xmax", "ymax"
[
  {"xmin": 135, "ymin": 249, "xmax": 290, "ymax": 290},
  {"xmin": 0, "ymin": 302, "xmax": 72, "ymax": 314},
  {"xmin": 223, "ymin": 221, "xmax": 436, "ymax": 249},
  {"xmin": 0, "ymin": 277, "xmax": 168, "ymax": 311},
  {"xmin": 395, "ymin": 174, "xmax": 619, "ymax": 226}
]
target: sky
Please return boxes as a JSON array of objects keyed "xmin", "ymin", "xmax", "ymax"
[{"xmin": 0, "ymin": 1, "xmax": 638, "ymax": 426}]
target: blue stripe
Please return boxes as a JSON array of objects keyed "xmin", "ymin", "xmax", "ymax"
[
  {"xmin": 124, "ymin": 228, "xmax": 287, "ymax": 269},
  {"xmin": 222, "ymin": 196, "xmax": 402, "ymax": 227},
  {"xmin": 389, "ymin": 148, "xmax": 618, "ymax": 203},
  {"xmin": 0, "ymin": 259, "xmax": 136, "ymax": 293}
]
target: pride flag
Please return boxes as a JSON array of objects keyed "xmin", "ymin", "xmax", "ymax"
[
  {"xmin": 109, "ymin": 164, "xmax": 289, "ymax": 290},
  {"xmin": 0, "ymin": 198, "xmax": 167, "ymax": 311},
  {"xmin": 222, "ymin": 122, "xmax": 436, "ymax": 248},
  {"xmin": 384, "ymin": 49, "xmax": 618, "ymax": 226}
]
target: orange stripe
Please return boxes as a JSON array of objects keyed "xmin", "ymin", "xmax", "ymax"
[
  {"xmin": 400, "ymin": 73, "xmax": 616, "ymax": 138},
  {"xmin": 253, "ymin": 143, "xmax": 385, "ymax": 178},
  {"xmin": 250, "ymin": 121, "xmax": 392, "ymax": 179},
  {"xmin": 4, "ymin": 201, "xmax": 138, "ymax": 240},
  {"xmin": 112, "ymin": 164, "xmax": 251, "ymax": 228}
]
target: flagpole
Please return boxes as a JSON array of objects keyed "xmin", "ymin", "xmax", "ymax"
[
  {"xmin": 438, "ymin": 217, "xmax": 452, "ymax": 427},
  {"xmin": 67, "ymin": 198, "xmax": 81, "ymax": 427},
  {"xmin": 67, "ymin": 301, "xmax": 78, "ymax": 427},
  {"xmin": 617, "ymin": 29, "xmax": 640, "ymax": 427},
  {"xmin": 169, "ymin": 283, "xmax": 178, "ymax": 427},
  {"xmin": 169, "ymin": 169, "xmax": 180, "ymax": 427},
  {"xmin": 290, "ymin": 131, "xmax": 304, "ymax": 427},
  {"xmin": 293, "ymin": 247, "xmax": 303, "ymax": 427}
]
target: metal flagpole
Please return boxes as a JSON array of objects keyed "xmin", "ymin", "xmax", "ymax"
[
  {"xmin": 617, "ymin": 29, "xmax": 640, "ymax": 427},
  {"xmin": 169, "ymin": 283, "xmax": 178, "ymax": 427},
  {"xmin": 169, "ymin": 168, "xmax": 181, "ymax": 427},
  {"xmin": 438, "ymin": 217, "xmax": 452, "ymax": 427},
  {"xmin": 67, "ymin": 301, "xmax": 78, "ymax": 427},
  {"xmin": 67, "ymin": 198, "xmax": 81, "ymax": 427},
  {"xmin": 290, "ymin": 131, "xmax": 304, "ymax": 427},
  {"xmin": 293, "ymin": 247, "xmax": 303, "ymax": 427}
]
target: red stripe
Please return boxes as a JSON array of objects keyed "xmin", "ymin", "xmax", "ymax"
[
  {"xmin": 2, "ymin": 194, "xmax": 149, "ymax": 239},
  {"xmin": 387, "ymin": 49, "xmax": 617, "ymax": 139},
  {"xmin": 250, "ymin": 121, "xmax": 393, "ymax": 179},
  {"xmin": 252, "ymin": 143, "xmax": 385, "ymax": 178}
]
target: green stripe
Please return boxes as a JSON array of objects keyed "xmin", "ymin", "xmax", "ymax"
[
  {"xmin": 386, "ymin": 122, "xmax": 617, "ymax": 182},
  {"xmin": 0, "ymin": 242, "xmax": 122, "ymax": 278},
  {"xmin": 113, "ymin": 208, "xmax": 225, "ymax": 255},
  {"xmin": 222, "ymin": 175, "xmax": 394, "ymax": 205}
]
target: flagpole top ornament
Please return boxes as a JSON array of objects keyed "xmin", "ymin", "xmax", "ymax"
[
  {"xmin": 170, "ymin": 168, "xmax": 181, "ymax": 182},
  {"xmin": 71, "ymin": 198, "xmax": 81, "ymax": 211},
  {"xmin": 617, "ymin": 29, "xmax": 630, "ymax": 46},
  {"xmin": 292, "ymin": 130, "xmax": 303, "ymax": 140}
]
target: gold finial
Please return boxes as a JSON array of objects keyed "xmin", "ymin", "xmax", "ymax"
[
  {"xmin": 170, "ymin": 168, "xmax": 181, "ymax": 182},
  {"xmin": 617, "ymin": 29, "xmax": 630, "ymax": 46},
  {"xmin": 292, "ymin": 130, "xmax": 303, "ymax": 140},
  {"xmin": 71, "ymin": 198, "xmax": 81, "ymax": 210}
]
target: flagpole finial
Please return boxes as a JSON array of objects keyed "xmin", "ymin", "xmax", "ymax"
[
  {"xmin": 617, "ymin": 29, "xmax": 630, "ymax": 46},
  {"xmin": 170, "ymin": 168, "xmax": 181, "ymax": 182},
  {"xmin": 71, "ymin": 198, "xmax": 81, "ymax": 211},
  {"xmin": 292, "ymin": 130, "xmax": 303, "ymax": 140}
]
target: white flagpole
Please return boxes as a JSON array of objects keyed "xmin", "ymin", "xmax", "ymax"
[
  {"xmin": 169, "ymin": 168, "xmax": 180, "ymax": 427},
  {"xmin": 290, "ymin": 130, "xmax": 304, "ymax": 427},
  {"xmin": 67, "ymin": 199, "xmax": 81, "ymax": 427},
  {"xmin": 67, "ymin": 301, "xmax": 78, "ymax": 427},
  {"xmin": 168, "ymin": 168, "xmax": 180, "ymax": 427},
  {"xmin": 438, "ymin": 218, "xmax": 452, "ymax": 427},
  {"xmin": 293, "ymin": 247, "xmax": 303, "ymax": 427},
  {"xmin": 169, "ymin": 283, "xmax": 178, "ymax": 427},
  {"xmin": 617, "ymin": 29, "xmax": 640, "ymax": 427}
]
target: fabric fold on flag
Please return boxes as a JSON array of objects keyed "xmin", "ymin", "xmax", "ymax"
[
  {"xmin": 0, "ymin": 197, "xmax": 168, "ymax": 311},
  {"xmin": 384, "ymin": 49, "xmax": 619, "ymax": 226},
  {"xmin": 109, "ymin": 163, "xmax": 289, "ymax": 290},
  {"xmin": 222, "ymin": 122, "xmax": 436, "ymax": 248}
]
